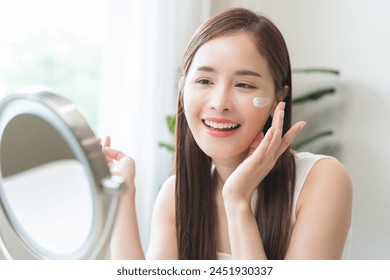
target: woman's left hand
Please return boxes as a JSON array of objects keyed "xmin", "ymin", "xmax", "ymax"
[{"xmin": 222, "ymin": 102, "xmax": 306, "ymax": 205}]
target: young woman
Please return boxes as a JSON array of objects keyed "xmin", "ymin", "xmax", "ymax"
[{"xmin": 106, "ymin": 7, "xmax": 352, "ymax": 260}]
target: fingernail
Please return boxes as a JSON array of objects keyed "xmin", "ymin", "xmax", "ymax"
[
  {"xmin": 280, "ymin": 109, "xmax": 285, "ymax": 120},
  {"xmin": 280, "ymin": 102, "xmax": 286, "ymax": 110}
]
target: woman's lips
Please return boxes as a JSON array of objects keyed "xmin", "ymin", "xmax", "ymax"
[{"xmin": 202, "ymin": 118, "xmax": 241, "ymax": 137}]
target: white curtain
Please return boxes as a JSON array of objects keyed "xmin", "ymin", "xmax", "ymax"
[{"xmin": 98, "ymin": 0, "xmax": 210, "ymax": 247}]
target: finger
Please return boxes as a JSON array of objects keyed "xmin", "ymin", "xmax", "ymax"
[
  {"xmin": 271, "ymin": 102, "xmax": 285, "ymax": 128},
  {"xmin": 267, "ymin": 103, "xmax": 285, "ymax": 154},
  {"xmin": 102, "ymin": 147, "xmax": 114, "ymax": 165},
  {"xmin": 104, "ymin": 147, "xmax": 126, "ymax": 161},
  {"xmin": 270, "ymin": 102, "xmax": 285, "ymax": 142},
  {"xmin": 251, "ymin": 127, "xmax": 275, "ymax": 160},
  {"xmin": 104, "ymin": 136, "xmax": 111, "ymax": 149},
  {"xmin": 110, "ymin": 156, "xmax": 136, "ymax": 181},
  {"xmin": 244, "ymin": 102, "xmax": 284, "ymax": 161},
  {"xmin": 276, "ymin": 121, "xmax": 306, "ymax": 158},
  {"xmin": 248, "ymin": 131, "xmax": 264, "ymax": 157}
]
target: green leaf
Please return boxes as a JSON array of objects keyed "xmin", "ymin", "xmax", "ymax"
[
  {"xmin": 292, "ymin": 88, "xmax": 336, "ymax": 105},
  {"xmin": 159, "ymin": 142, "xmax": 175, "ymax": 152},
  {"xmin": 159, "ymin": 115, "xmax": 176, "ymax": 153},
  {"xmin": 292, "ymin": 68, "xmax": 340, "ymax": 75},
  {"xmin": 294, "ymin": 130, "xmax": 333, "ymax": 150},
  {"xmin": 166, "ymin": 115, "xmax": 176, "ymax": 135}
]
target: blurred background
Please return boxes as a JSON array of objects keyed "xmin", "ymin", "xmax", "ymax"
[{"xmin": 0, "ymin": 0, "xmax": 389, "ymax": 259}]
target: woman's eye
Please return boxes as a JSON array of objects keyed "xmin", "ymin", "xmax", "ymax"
[
  {"xmin": 196, "ymin": 79, "xmax": 213, "ymax": 85},
  {"xmin": 236, "ymin": 82, "xmax": 256, "ymax": 89}
]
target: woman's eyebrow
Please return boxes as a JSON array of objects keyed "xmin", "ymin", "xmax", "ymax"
[
  {"xmin": 196, "ymin": 66, "xmax": 215, "ymax": 72},
  {"xmin": 235, "ymin": 69, "xmax": 262, "ymax": 78},
  {"xmin": 195, "ymin": 67, "xmax": 262, "ymax": 78}
]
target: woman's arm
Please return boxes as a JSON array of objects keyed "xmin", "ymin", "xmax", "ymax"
[
  {"xmin": 285, "ymin": 158, "xmax": 352, "ymax": 259},
  {"xmin": 223, "ymin": 197, "xmax": 268, "ymax": 259},
  {"xmin": 111, "ymin": 183, "xmax": 145, "ymax": 259},
  {"xmin": 107, "ymin": 147, "xmax": 178, "ymax": 259},
  {"xmin": 224, "ymin": 157, "xmax": 352, "ymax": 260},
  {"xmin": 222, "ymin": 102, "xmax": 305, "ymax": 259},
  {"xmin": 106, "ymin": 148, "xmax": 145, "ymax": 260}
]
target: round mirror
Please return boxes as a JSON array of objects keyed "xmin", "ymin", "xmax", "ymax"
[{"xmin": 0, "ymin": 89, "xmax": 126, "ymax": 259}]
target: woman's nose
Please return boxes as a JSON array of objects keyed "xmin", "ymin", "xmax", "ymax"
[{"xmin": 209, "ymin": 85, "xmax": 232, "ymax": 112}]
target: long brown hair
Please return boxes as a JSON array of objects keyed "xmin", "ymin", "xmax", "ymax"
[{"xmin": 174, "ymin": 8, "xmax": 296, "ymax": 260}]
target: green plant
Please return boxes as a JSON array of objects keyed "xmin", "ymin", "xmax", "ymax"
[
  {"xmin": 159, "ymin": 67, "xmax": 340, "ymax": 152},
  {"xmin": 159, "ymin": 115, "xmax": 176, "ymax": 152},
  {"xmin": 291, "ymin": 67, "xmax": 340, "ymax": 149}
]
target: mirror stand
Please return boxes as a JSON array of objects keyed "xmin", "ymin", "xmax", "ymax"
[{"xmin": 0, "ymin": 89, "xmax": 126, "ymax": 259}]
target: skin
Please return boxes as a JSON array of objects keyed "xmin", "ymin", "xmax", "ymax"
[
  {"xmin": 107, "ymin": 32, "xmax": 352, "ymax": 260},
  {"xmin": 252, "ymin": 97, "xmax": 272, "ymax": 108},
  {"xmin": 183, "ymin": 32, "xmax": 275, "ymax": 167}
]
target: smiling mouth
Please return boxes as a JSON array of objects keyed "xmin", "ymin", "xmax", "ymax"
[{"xmin": 202, "ymin": 119, "xmax": 241, "ymax": 131}]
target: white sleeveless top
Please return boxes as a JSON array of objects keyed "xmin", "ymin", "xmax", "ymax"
[{"xmin": 217, "ymin": 152, "xmax": 350, "ymax": 260}]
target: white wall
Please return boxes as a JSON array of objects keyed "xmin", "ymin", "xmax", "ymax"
[{"xmin": 212, "ymin": 0, "xmax": 390, "ymax": 259}]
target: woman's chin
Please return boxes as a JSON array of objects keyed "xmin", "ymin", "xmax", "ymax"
[{"xmin": 201, "ymin": 146, "xmax": 248, "ymax": 163}]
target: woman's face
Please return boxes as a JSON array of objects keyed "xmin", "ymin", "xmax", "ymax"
[{"xmin": 183, "ymin": 32, "xmax": 278, "ymax": 161}]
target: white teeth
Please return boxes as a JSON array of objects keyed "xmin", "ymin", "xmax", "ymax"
[{"xmin": 204, "ymin": 120, "xmax": 239, "ymax": 129}]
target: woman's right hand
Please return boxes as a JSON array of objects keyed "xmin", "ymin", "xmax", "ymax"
[{"xmin": 100, "ymin": 136, "xmax": 136, "ymax": 196}]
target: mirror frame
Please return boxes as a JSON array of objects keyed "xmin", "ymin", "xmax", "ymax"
[{"xmin": 0, "ymin": 89, "xmax": 126, "ymax": 259}]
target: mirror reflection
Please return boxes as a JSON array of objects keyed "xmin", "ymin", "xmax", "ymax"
[{"xmin": 0, "ymin": 113, "xmax": 93, "ymax": 258}]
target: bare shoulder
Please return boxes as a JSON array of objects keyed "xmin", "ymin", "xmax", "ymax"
[
  {"xmin": 146, "ymin": 175, "xmax": 178, "ymax": 259},
  {"xmin": 298, "ymin": 157, "xmax": 352, "ymax": 212},
  {"xmin": 288, "ymin": 157, "xmax": 352, "ymax": 259},
  {"xmin": 306, "ymin": 157, "xmax": 351, "ymax": 194},
  {"xmin": 154, "ymin": 175, "xmax": 176, "ymax": 213}
]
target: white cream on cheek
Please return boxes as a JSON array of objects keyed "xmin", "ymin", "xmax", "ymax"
[{"xmin": 252, "ymin": 97, "xmax": 271, "ymax": 108}]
